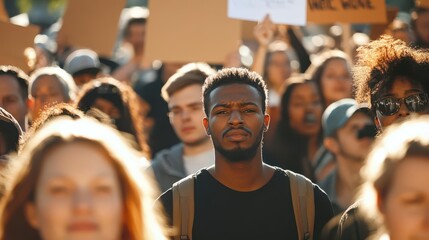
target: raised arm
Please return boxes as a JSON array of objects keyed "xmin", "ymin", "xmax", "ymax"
[{"xmin": 251, "ymin": 15, "xmax": 275, "ymax": 76}]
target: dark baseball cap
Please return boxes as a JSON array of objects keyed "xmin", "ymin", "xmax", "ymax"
[{"xmin": 322, "ymin": 98, "xmax": 371, "ymax": 137}]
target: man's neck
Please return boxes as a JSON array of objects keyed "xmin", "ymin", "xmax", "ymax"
[
  {"xmin": 183, "ymin": 138, "xmax": 213, "ymax": 156},
  {"xmin": 208, "ymin": 151, "xmax": 275, "ymax": 192},
  {"xmin": 335, "ymin": 156, "xmax": 363, "ymax": 208}
]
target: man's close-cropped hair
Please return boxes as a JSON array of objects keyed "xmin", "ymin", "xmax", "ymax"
[
  {"xmin": 202, "ymin": 67, "xmax": 268, "ymax": 116},
  {"xmin": 161, "ymin": 62, "xmax": 216, "ymax": 101},
  {"xmin": 353, "ymin": 35, "xmax": 429, "ymax": 114}
]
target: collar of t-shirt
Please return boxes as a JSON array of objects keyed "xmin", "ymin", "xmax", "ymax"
[{"xmin": 183, "ymin": 149, "xmax": 215, "ymax": 175}]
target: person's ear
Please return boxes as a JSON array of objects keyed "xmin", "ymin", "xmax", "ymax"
[
  {"xmin": 203, "ymin": 118, "xmax": 210, "ymax": 135},
  {"xmin": 324, "ymin": 137, "xmax": 339, "ymax": 154},
  {"xmin": 263, "ymin": 114, "xmax": 270, "ymax": 132},
  {"xmin": 25, "ymin": 202, "xmax": 40, "ymax": 229},
  {"xmin": 27, "ymin": 98, "xmax": 34, "ymax": 111}
]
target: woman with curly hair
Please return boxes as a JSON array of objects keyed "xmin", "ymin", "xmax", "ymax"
[
  {"xmin": 324, "ymin": 35, "xmax": 429, "ymax": 240},
  {"xmin": 354, "ymin": 35, "xmax": 429, "ymax": 132},
  {"xmin": 76, "ymin": 77, "xmax": 150, "ymax": 157}
]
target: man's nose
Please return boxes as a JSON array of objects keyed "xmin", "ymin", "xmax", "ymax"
[{"xmin": 228, "ymin": 110, "xmax": 243, "ymax": 126}]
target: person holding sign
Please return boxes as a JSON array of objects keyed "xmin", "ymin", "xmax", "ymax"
[{"xmin": 252, "ymin": 15, "xmax": 311, "ymax": 151}]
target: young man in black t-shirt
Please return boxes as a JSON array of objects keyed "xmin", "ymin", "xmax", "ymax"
[{"xmin": 159, "ymin": 68, "xmax": 333, "ymax": 240}]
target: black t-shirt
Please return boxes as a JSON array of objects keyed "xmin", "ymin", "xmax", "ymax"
[{"xmin": 159, "ymin": 168, "xmax": 334, "ymax": 240}]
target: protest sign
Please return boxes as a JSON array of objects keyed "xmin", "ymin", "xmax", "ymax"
[
  {"xmin": 228, "ymin": 0, "xmax": 306, "ymax": 26},
  {"xmin": 308, "ymin": 0, "xmax": 387, "ymax": 24},
  {"xmin": 145, "ymin": 0, "xmax": 241, "ymax": 64},
  {"xmin": 58, "ymin": 0, "xmax": 126, "ymax": 57},
  {"xmin": 0, "ymin": 21, "xmax": 39, "ymax": 71}
]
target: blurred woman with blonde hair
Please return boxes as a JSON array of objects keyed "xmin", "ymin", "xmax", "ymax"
[
  {"xmin": 357, "ymin": 115, "xmax": 429, "ymax": 240},
  {"xmin": 0, "ymin": 117, "xmax": 167, "ymax": 240}
]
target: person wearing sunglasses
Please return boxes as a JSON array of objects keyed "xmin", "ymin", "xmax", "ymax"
[
  {"xmin": 354, "ymin": 35, "xmax": 429, "ymax": 132},
  {"xmin": 327, "ymin": 35, "xmax": 429, "ymax": 240}
]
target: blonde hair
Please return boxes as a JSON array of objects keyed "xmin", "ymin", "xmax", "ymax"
[
  {"xmin": 357, "ymin": 115, "xmax": 429, "ymax": 235},
  {"xmin": 0, "ymin": 117, "xmax": 167, "ymax": 240}
]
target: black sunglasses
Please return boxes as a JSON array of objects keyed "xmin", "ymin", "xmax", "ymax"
[{"xmin": 374, "ymin": 93, "xmax": 429, "ymax": 116}]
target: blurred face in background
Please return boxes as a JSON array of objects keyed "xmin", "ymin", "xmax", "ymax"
[
  {"xmin": 415, "ymin": 10, "xmax": 429, "ymax": 45},
  {"xmin": 320, "ymin": 58, "xmax": 353, "ymax": 106},
  {"xmin": 30, "ymin": 75, "xmax": 68, "ymax": 121},
  {"xmin": 25, "ymin": 142, "xmax": 123, "ymax": 240},
  {"xmin": 92, "ymin": 98, "xmax": 121, "ymax": 120},
  {"xmin": 168, "ymin": 84, "xmax": 209, "ymax": 146},
  {"xmin": 267, "ymin": 52, "xmax": 291, "ymax": 91},
  {"xmin": 125, "ymin": 21, "xmax": 146, "ymax": 54},
  {"xmin": 0, "ymin": 75, "xmax": 28, "ymax": 129},
  {"xmin": 330, "ymin": 112, "xmax": 375, "ymax": 162},
  {"xmin": 380, "ymin": 156, "xmax": 429, "ymax": 240},
  {"xmin": 288, "ymin": 82, "xmax": 322, "ymax": 137}
]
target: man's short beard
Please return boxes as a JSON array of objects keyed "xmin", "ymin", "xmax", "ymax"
[{"xmin": 213, "ymin": 127, "xmax": 264, "ymax": 162}]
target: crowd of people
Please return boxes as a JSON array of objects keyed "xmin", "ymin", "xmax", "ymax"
[{"xmin": 1, "ymin": 1, "xmax": 429, "ymax": 239}]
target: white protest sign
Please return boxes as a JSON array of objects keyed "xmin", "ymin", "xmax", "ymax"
[{"xmin": 228, "ymin": 0, "xmax": 307, "ymax": 26}]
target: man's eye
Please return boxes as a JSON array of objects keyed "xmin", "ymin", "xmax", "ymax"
[
  {"xmin": 4, "ymin": 97, "xmax": 18, "ymax": 104},
  {"xmin": 243, "ymin": 109, "xmax": 255, "ymax": 113},
  {"xmin": 215, "ymin": 110, "xmax": 228, "ymax": 115}
]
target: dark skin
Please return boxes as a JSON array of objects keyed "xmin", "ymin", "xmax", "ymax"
[{"xmin": 202, "ymin": 83, "xmax": 274, "ymax": 192}]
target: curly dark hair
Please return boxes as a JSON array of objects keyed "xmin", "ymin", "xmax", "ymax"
[
  {"xmin": 76, "ymin": 77, "xmax": 150, "ymax": 157},
  {"xmin": 353, "ymin": 35, "xmax": 429, "ymax": 115}
]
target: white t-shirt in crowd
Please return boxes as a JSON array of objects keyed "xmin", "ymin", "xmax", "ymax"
[{"xmin": 183, "ymin": 148, "xmax": 215, "ymax": 175}]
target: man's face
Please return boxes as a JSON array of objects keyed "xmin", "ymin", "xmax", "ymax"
[
  {"xmin": 415, "ymin": 11, "xmax": 429, "ymax": 44},
  {"xmin": 203, "ymin": 84, "xmax": 269, "ymax": 162},
  {"xmin": 125, "ymin": 23, "xmax": 145, "ymax": 53},
  {"xmin": 30, "ymin": 75, "xmax": 68, "ymax": 121},
  {"xmin": 168, "ymin": 84, "xmax": 209, "ymax": 147},
  {"xmin": 332, "ymin": 112, "xmax": 375, "ymax": 162},
  {"xmin": 0, "ymin": 75, "xmax": 28, "ymax": 130},
  {"xmin": 73, "ymin": 73, "xmax": 97, "ymax": 87}
]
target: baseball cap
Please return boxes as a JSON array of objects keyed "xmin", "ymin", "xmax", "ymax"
[
  {"xmin": 322, "ymin": 98, "xmax": 371, "ymax": 137},
  {"xmin": 64, "ymin": 49, "xmax": 101, "ymax": 76}
]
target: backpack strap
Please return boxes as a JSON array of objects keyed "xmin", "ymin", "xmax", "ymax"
[
  {"xmin": 172, "ymin": 174, "xmax": 195, "ymax": 240},
  {"xmin": 287, "ymin": 170, "xmax": 315, "ymax": 240}
]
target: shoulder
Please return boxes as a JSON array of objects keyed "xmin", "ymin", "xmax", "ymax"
[
  {"xmin": 337, "ymin": 200, "xmax": 374, "ymax": 240},
  {"xmin": 151, "ymin": 144, "xmax": 184, "ymax": 166},
  {"xmin": 158, "ymin": 188, "xmax": 173, "ymax": 225}
]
